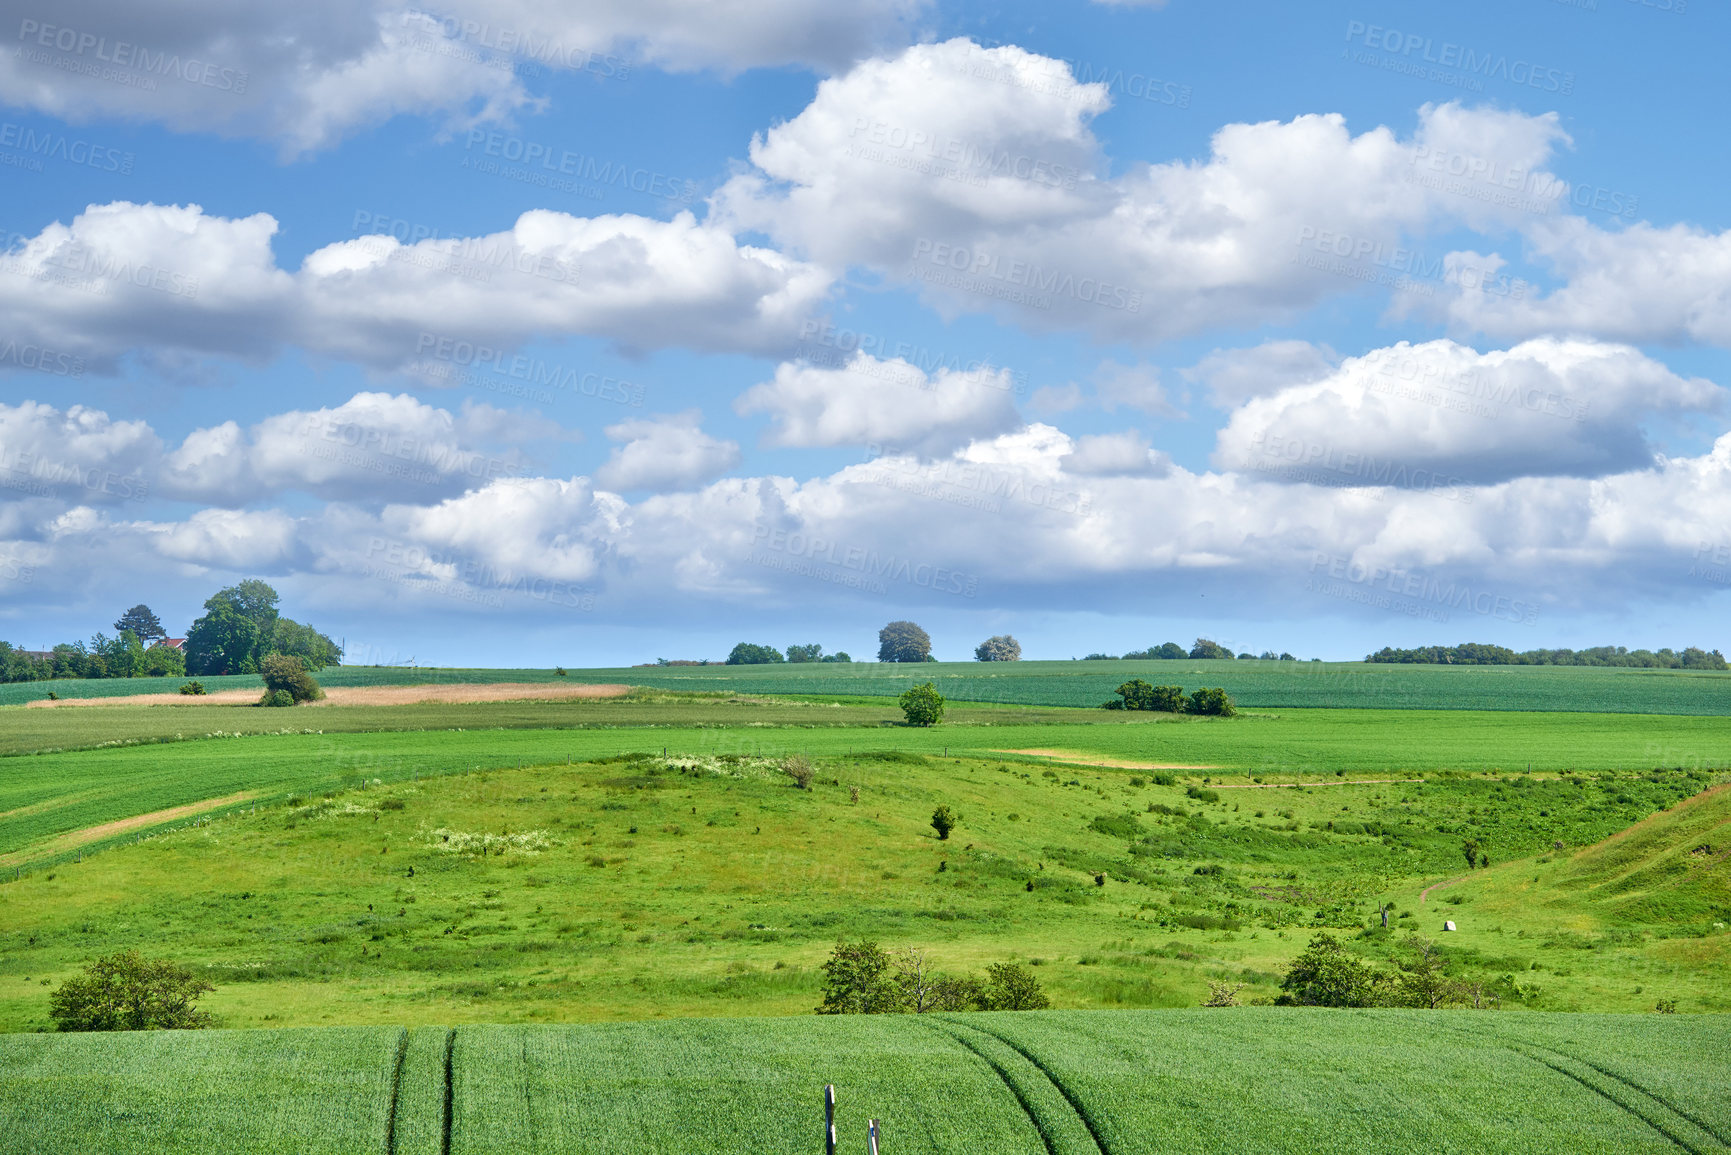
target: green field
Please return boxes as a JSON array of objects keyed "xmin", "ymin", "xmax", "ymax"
[
  {"xmin": 1, "ymin": 1012, "xmax": 1725, "ymax": 1154},
  {"xmin": 6, "ymin": 657, "xmax": 1731, "ymax": 713}
]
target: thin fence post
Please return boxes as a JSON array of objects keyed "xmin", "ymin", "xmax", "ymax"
[
  {"xmin": 824, "ymin": 1085, "xmax": 836, "ymax": 1155},
  {"xmin": 868, "ymin": 1119, "xmax": 880, "ymax": 1155}
]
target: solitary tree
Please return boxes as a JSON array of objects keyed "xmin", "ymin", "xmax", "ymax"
[
  {"xmin": 112, "ymin": 605, "xmax": 166, "ymax": 643},
  {"xmin": 1185, "ymin": 687, "xmax": 1237, "ymax": 717},
  {"xmin": 816, "ymin": 941, "xmax": 899, "ymax": 1014},
  {"xmin": 50, "ymin": 951, "xmax": 216, "ymax": 1031},
  {"xmin": 1277, "ymin": 933, "xmax": 1378, "ymax": 1007},
  {"xmin": 1189, "ymin": 638, "xmax": 1234, "ymax": 660},
  {"xmin": 900, "ymin": 681, "xmax": 945, "ymax": 726},
  {"xmin": 878, "ymin": 620, "xmax": 932, "ymax": 663},
  {"xmin": 974, "ymin": 635, "xmax": 1022, "ymax": 662}
]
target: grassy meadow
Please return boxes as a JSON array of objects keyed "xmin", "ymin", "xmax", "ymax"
[
  {"xmin": 1, "ymin": 666, "xmax": 1727, "ymax": 1151},
  {"xmin": 1, "ymin": 1011, "xmax": 1725, "ymax": 1154}
]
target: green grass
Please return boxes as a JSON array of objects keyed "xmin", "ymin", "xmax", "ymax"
[
  {"xmin": 5, "ymin": 701, "xmax": 1729, "ymax": 868},
  {"xmin": 1, "ymin": 741, "xmax": 1724, "ymax": 1033},
  {"xmin": 1, "ymin": 1012, "xmax": 1724, "ymax": 1153},
  {"xmin": 7, "ymin": 657, "xmax": 1731, "ymax": 713}
]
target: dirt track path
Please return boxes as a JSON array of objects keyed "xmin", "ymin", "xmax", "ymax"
[
  {"xmin": 0, "ymin": 790, "xmax": 257, "ymax": 867},
  {"xmin": 1420, "ymin": 874, "xmax": 1469, "ymax": 905}
]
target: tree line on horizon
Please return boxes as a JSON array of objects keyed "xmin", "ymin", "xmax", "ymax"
[
  {"xmin": 1366, "ymin": 642, "xmax": 1727, "ymax": 669},
  {"xmin": 0, "ymin": 579, "xmax": 342, "ymax": 683}
]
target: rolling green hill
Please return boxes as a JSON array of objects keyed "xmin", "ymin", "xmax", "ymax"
[{"xmin": 1, "ymin": 1012, "xmax": 1725, "ymax": 1154}]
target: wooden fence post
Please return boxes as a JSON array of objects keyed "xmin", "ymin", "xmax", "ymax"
[
  {"xmin": 868, "ymin": 1119, "xmax": 880, "ymax": 1155},
  {"xmin": 824, "ymin": 1085, "xmax": 836, "ymax": 1155}
]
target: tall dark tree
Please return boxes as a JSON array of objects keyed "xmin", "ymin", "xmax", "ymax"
[
  {"xmin": 112, "ymin": 605, "xmax": 166, "ymax": 643},
  {"xmin": 877, "ymin": 620, "xmax": 932, "ymax": 663},
  {"xmin": 185, "ymin": 580, "xmax": 340, "ymax": 676}
]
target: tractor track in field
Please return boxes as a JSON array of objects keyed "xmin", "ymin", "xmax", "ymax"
[
  {"xmin": 932, "ymin": 1025, "xmax": 1063, "ymax": 1155},
  {"xmin": 1426, "ymin": 1019, "xmax": 1727, "ymax": 1154},
  {"xmin": 935, "ymin": 1018, "xmax": 1113, "ymax": 1155}
]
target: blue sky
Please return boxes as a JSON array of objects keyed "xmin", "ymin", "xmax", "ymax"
[{"xmin": 1, "ymin": 0, "xmax": 1728, "ymax": 665}]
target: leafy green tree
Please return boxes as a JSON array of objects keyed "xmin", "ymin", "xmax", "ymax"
[
  {"xmin": 899, "ymin": 681, "xmax": 945, "ymax": 726},
  {"xmin": 1278, "ymin": 933, "xmax": 1379, "ymax": 1007},
  {"xmin": 140, "ymin": 642, "xmax": 186, "ymax": 677},
  {"xmin": 266, "ymin": 618, "xmax": 343, "ymax": 671},
  {"xmin": 184, "ymin": 598, "xmax": 261, "ymax": 676},
  {"xmin": 259, "ymin": 654, "xmax": 323, "ymax": 703},
  {"xmin": 974, "ymin": 635, "xmax": 1022, "ymax": 662},
  {"xmin": 725, "ymin": 642, "xmax": 784, "ymax": 665},
  {"xmin": 816, "ymin": 941, "xmax": 901, "ymax": 1014},
  {"xmin": 785, "ymin": 643, "xmax": 824, "ymax": 663},
  {"xmin": 820, "ymin": 651, "xmax": 853, "ymax": 663},
  {"xmin": 1462, "ymin": 839, "xmax": 1481, "ymax": 869},
  {"xmin": 982, "ymin": 962, "xmax": 1049, "ymax": 1011},
  {"xmin": 1393, "ymin": 936, "xmax": 1460, "ymax": 1009},
  {"xmin": 112, "ymin": 605, "xmax": 166, "ymax": 643},
  {"xmin": 878, "ymin": 620, "xmax": 932, "ymax": 663},
  {"xmin": 1189, "ymin": 638, "xmax": 1234, "ymax": 660},
  {"xmin": 50, "ymin": 951, "xmax": 216, "ymax": 1031},
  {"xmin": 931, "ymin": 805, "xmax": 959, "ymax": 840},
  {"xmin": 1185, "ymin": 687, "xmax": 1237, "ymax": 716}
]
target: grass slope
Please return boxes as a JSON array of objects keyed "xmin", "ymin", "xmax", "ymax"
[
  {"xmin": 6, "ymin": 658, "xmax": 1731, "ymax": 714},
  {"xmin": 1, "ymin": 747, "xmax": 1723, "ymax": 1032},
  {"xmin": 1, "ymin": 1012, "xmax": 1724, "ymax": 1154}
]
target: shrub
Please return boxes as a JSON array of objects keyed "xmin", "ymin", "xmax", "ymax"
[
  {"xmin": 1202, "ymin": 980, "xmax": 1245, "ymax": 1007},
  {"xmin": 1185, "ymin": 687, "xmax": 1236, "ymax": 716},
  {"xmin": 931, "ymin": 805, "xmax": 959, "ymax": 841},
  {"xmin": 50, "ymin": 951, "xmax": 216, "ymax": 1031},
  {"xmin": 260, "ymin": 653, "xmax": 322, "ymax": 702},
  {"xmin": 1185, "ymin": 785, "xmax": 1221, "ymax": 803},
  {"xmin": 982, "ymin": 962, "xmax": 1049, "ymax": 1010},
  {"xmin": 1107, "ymin": 680, "xmax": 1187, "ymax": 712},
  {"xmin": 783, "ymin": 754, "xmax": 815, "ymax": 790},
  {"xmin": 899, "ymin": 682, "xmax": 945, "ymax": 726},
  {"xmin": 260, "ymin": 688, "xmax": 295, "ymax": 708},
  {"xmin": 1150, "ymin": 772, "xmax": 1176, "ymax": 787},
  {"xmin": 178, "ymin": 680, "xmax": 206, "ymax": 696},
  {"xmin": 554, "ymin": 666, "xmax": 567, "ymax": 676},
  {"xmin": 974, "ymin": 635, "xmax": 1022, "ymax": 662}
]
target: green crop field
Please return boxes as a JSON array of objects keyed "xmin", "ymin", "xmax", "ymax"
[
  {"xmin": 1, "ymin": 1012, "xmax": 1724, "ymax": 1154},
  {"xmin": 6, "ymin": 657, "xmax": 1731, "ymax": 714}
]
